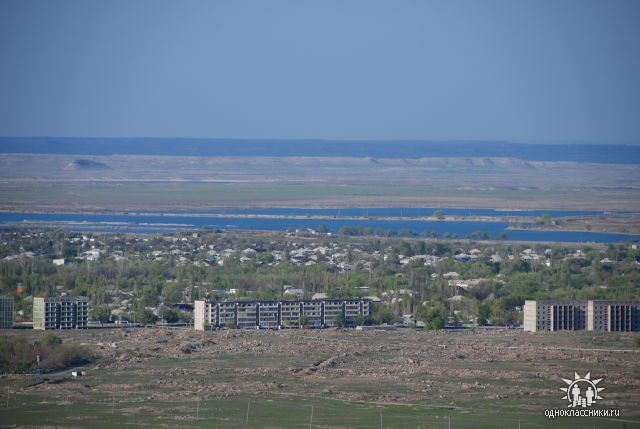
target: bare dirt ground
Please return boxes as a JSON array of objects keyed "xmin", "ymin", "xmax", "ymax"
[{"xmin": 1, "ymin": 328, "xmax": 639, "ymax": 428}]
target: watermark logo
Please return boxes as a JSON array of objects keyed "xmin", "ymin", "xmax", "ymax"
[
  {"xmin": 560, "ymin": 372, "xmax": 604, "ymax": 408},
  {"xmin": 544, "ymin": 372, "xmax": 620, "ymax": 419}
]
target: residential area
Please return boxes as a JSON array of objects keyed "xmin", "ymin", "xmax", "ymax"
[{"xmin": 0, "ymin": 228, "xmax": 638, "ymax": 331}]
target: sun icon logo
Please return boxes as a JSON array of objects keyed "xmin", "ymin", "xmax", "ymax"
[{"xmin": 561, "ymin": 372, "xmax": 604, "ymax": 408}]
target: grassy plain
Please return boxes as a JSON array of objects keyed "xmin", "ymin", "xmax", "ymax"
[
  {"xmin": 1, "ymin": 328, "xmax": 639, "ymax": 428},
  {"xmin": 1, "ymin": 181, "xmax": 640, "ymax": 213},
  {"xmin": 1, "ymin": 154, "xmax": 640, "ymax": 211}
]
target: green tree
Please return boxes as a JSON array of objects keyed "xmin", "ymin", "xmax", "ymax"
[
  {"xmin": 300, "ymin": 315, "xmax": 310, "ymax": 327},
  {"xmin": 135, "ymin": 307, "xmax": 158, "ymax": 325},
  {"xmin": 141, "ymin": 284, "xmax": 158, "ymax": 307},
  {"xmin": 39, "ymin": 332, "xmax": 62, "ymax": 348},
  {"xmin": 90, "ymin": 305, "xmax": 111, "ymax": 323},
  {"xmin": 334, "ymin": 312, "xmax": 346, "ymax": 327},
  {"xmin": 160, "ymin": 308, "xmax": 180, "ymax": 323},
  {"xmin": 467, "ymin": 231, "xmax": 490, "ymax": 240},
  {"xmin": 415, "ymin": 305, "xmax": 446, "ymax": 330},
  {"xmin": 371, "ymin": 305, "xmax": 396, "ymax": 325},
  {"xmin": 163, "ymin": 282, "xmax": 183, "ymax": 305},
  {"xmin": 434, "ymin": 210, "xmax": 445, "ymax": 220},
  {"xmin": 477, "ymin": 303, "xmax": 492, "ymax": 326}
]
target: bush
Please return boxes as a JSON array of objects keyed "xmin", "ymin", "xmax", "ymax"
[
  {"xmin": 90, "ymin": 305, "xmax": 111, "ymax": 323},
  {"xmin": 334, "ymin": 312, "xmax": 346, "ymax": 327},
  {"xmin": 371, "ymin": 305, "xmax": 397, "ymax": 325},
  {"xmin": 477, "ymin": 303, "xmax": 492, "ymax": 326},
  {"xmin": 135, "ymin": 307, "xmax": 158, "ymax": 325},
  {"xmin": 39, "ymin": 332, "xmax": 62, "ymax": 348},
  {"xmin": 40, "ymin": 343, "xmax": 94, "ymax": 370},
  {"xmin": 160, "ymin": 308, "xmax": 180, "ymax": 323},
  {"xmin": 0, "ymin": 336, "xmax": 37, "ymax": 373},
  {"xmin": 300, "ymin": 315, "xmax": 310, "ymax": 327},
  {"xmin": 416, "ymin": 305, "xmax": 446, "ymax": 330},
  {"xmin": 0, "ymin": 334, "xmax": 94, "ymax": 373}
]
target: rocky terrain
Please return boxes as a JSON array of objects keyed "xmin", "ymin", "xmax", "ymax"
[{"xmin": 1, "ymin": 328, "xmax": 638, "ymax": 428}]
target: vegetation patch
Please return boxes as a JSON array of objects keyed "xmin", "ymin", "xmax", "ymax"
[{"xmin": 0, "ymin": 332, "xmax": 94, "ymax": 374}]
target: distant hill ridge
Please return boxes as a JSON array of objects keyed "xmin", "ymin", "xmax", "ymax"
[
  {"xmin": 0, "ymin": 137, "xmax": 639, "ymax": 164},
  {"xmin": 63, "ymin": 159, "xmax": 111, "ymax": 170}
]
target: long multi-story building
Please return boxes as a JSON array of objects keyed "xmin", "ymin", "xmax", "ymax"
[
  {"xmin": 194, "ymin": 299, "xmax": 373, "ymax": 330},
  {"xmin": 523, "ymin": 300, "xmax": 639, "ymax": 332},
  {"xmin": 587, "ymin": 300, "xmax": 640, "ymax": 332},
  {"xmin": 33, "ymin": 297, "xmax": 89, "ymax": 330},
  {"xmin": 280, "ymin": 301, "xmax": 302, "ymax": 328},
  {"xmin": 301, "ymin": 300, "xmax": 323, "ymax": 328},
  {"xmin": 0, "ymin": 296, "xmax": 14, "ymax": 329}
]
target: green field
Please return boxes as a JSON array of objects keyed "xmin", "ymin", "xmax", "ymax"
[
  {"xmin": 2, "ymin": 181, "xmax": 639, "ymax": 211},
  {"xmin": 3, "ymin": 390, "xmax": 632, "ymax": 429}
]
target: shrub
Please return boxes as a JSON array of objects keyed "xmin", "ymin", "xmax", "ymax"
[
  {"xmin": 371, "ymin": 305, "xmax": 396, "ymax": 325},
  {"xmin": 334, "ymin": 312, "xmax": 346, "ymax": 327},
  {"xmin": 416, "ymin": 305, "xmax": 447, "ymax": 330},
  {"xmin": 40, "ymin": 343, "xmax": 94, "ymax": 370},
  {"xmin": 300, "ymin": 315, "xmax": 310, "ymax": 327},
  {"xmin": 39, "ymin": 332, "xmax": 62, "ymax": 348},
  {"xmin": 0, "ymin": 334, "xmax": 94, "ymax": 373},
  {"xmin": 160, "ymin": 308, "xmax": 180, "ymax": 323}
]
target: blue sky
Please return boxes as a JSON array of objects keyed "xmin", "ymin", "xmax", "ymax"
[{"xmin": 0, "ymin": 0, "xmax": 639, "ymax": 142}]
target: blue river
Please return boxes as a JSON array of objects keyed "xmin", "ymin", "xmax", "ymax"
[
  {"xmin": 133, "ymin": 207, "xmax": 609, "ymax": 218},
  {"xmin": 0, "ymin": 211, "xmax": 638, "ymax": 243}
]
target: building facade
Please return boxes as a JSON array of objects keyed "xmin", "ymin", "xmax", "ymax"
[
  {"xmin": 194, "ymin": 299, "xmax": 373, "ymax": 330},
  {"xmin": 524, "ymin": 300, "xmax": 639, "ymax": 332},
  {"xmin": 33, "ymin": 297, "xmax": 89, "ymax": 330},
  {"xmin": 587, "ymin": 300, "xmax": 640, "ymax": 332},
  {"xmin": 0, "ymin": 296, "xmax": 14, "ymax": 329}
]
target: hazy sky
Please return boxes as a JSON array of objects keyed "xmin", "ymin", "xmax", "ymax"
[{"xmin": 1, "ymin": 0, "xmax": 639, "ymax": 142}]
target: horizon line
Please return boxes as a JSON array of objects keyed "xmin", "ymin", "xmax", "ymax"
[{"xmin": 1, "ymin": 136, "xmax": 639, "ymax": 146}]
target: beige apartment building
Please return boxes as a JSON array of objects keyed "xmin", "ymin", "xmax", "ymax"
[
  {"xmin": 194, "ymin": 299, "xmax": 373, "ymax": 330},
  {"xmin": 523, "ymin": 300, "xmax": 639, "ymax": 332}
]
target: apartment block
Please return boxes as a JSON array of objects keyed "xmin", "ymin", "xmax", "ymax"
[
  {"xmin": 0, "ymin": 296, "xmax": 14, "ymax": 329},
  {"xmin": 322, "ymin": 300, "xmax": 344, "ymax": 327},
  {"xmin": 588, "ymin": 300, "xmax": 640, "ymax": 332},
  {"xmin": 344, "ymin": 299, "xmax": 365, "ymax": 325},
  {"xmin": 194, "ymin": 298, "xmax": 373, "ymax": 330},
  {"xmin": 236, "ymin": 302, "xmax": 258, "ymax": 328},
  {"xmin": 33, "ymin": 296, "xmax": 88, "ymax": 330},
  {"xmin": 301, "ymin": 300, "xmax": 323, "ymax": 328},
  {"xmin": 524, "ymin": 300, "xmax": 639, "ymax": 332},
  {"xmin": 280, "ymin": 301, "xmax": 301, "ymax": 328},
  {"xmin": 217, "ymin": 302, "xmax": 237, "ymax": 327},
  {"xmin": 257, "ymin": 302, "xmax": 279, "ymax": 329}
]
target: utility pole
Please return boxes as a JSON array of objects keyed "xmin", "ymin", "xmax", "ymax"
[
  {"xmin": 309, "ymin": 405, "xmax": 313, "ymax": 429},
  {"xmin": 245, "ymin": 399, "xmax": 251, "ymax": 425}
]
